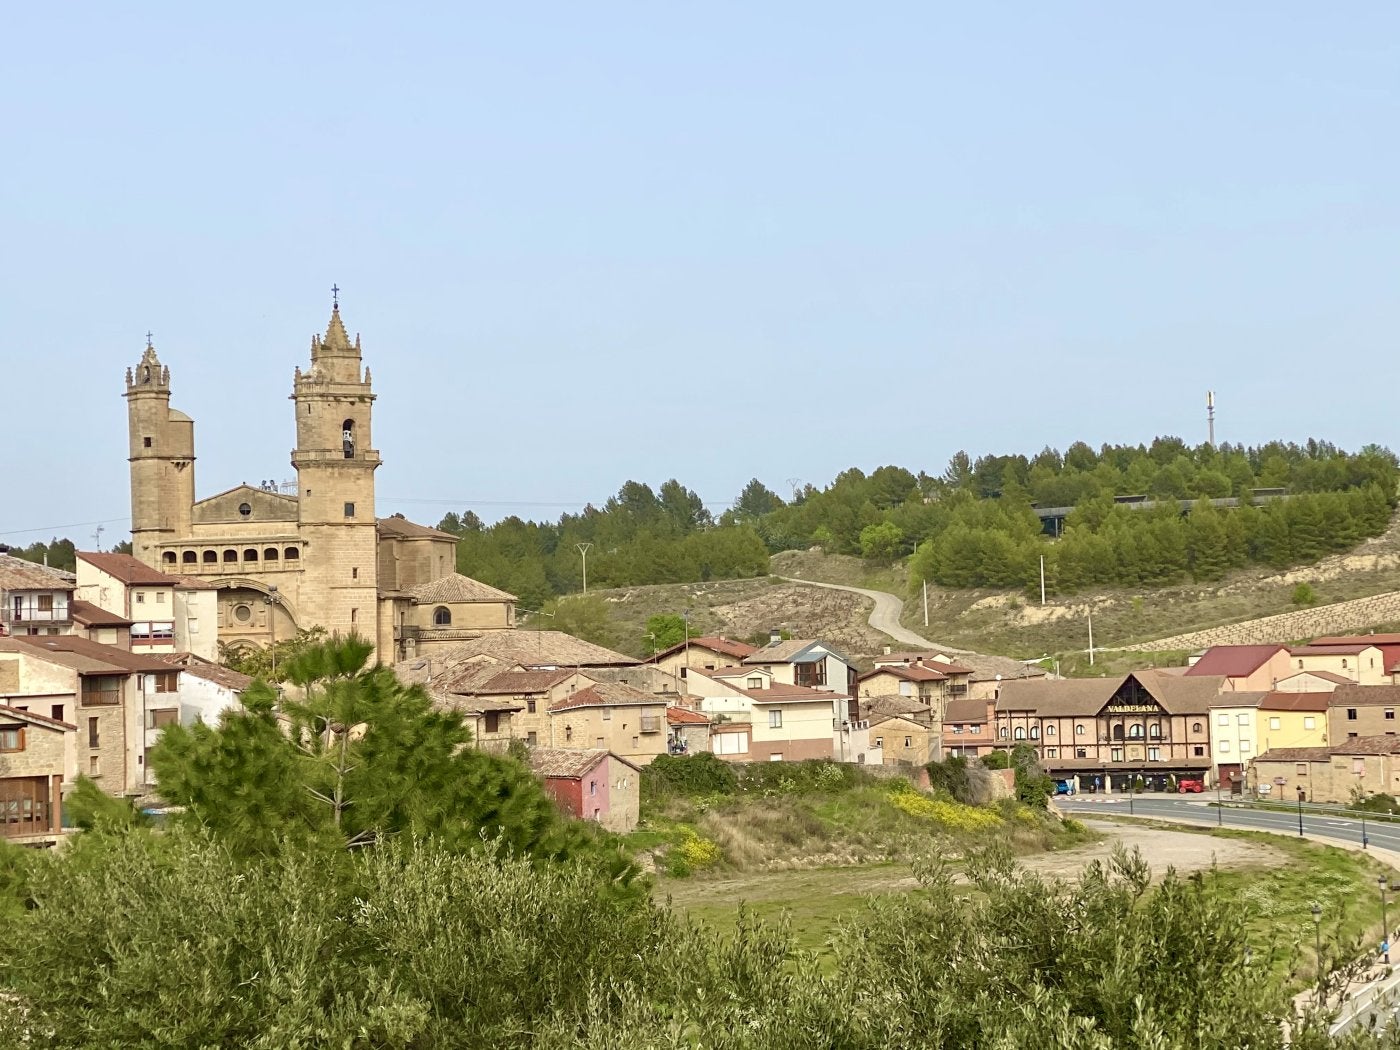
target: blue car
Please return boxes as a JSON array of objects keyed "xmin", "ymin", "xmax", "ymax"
[{"xmin": 1053, "ymin": 779, "xmax": 1076, "ymax": 796}]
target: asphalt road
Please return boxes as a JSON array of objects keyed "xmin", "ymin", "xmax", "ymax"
[
  {"xmin": 776, "ymin": 575, "xmax": 974, "ymax": 652},
  {"xmin": 1059, "ymin": 795, "xmax": 1400, "ymax": 853}
]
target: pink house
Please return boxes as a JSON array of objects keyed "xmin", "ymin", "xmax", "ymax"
[
  {"xmin": 527, "ymin": 747, "xmax": 641, "ymax": 833},
  {"xmin": 1185, "ymin": 645, "xmax": 1292, "ymax": 692}
]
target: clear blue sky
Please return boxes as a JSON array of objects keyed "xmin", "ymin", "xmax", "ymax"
[{"xmin": 4, "ymin": 3, "xmax": 1398, "ymax": 544}]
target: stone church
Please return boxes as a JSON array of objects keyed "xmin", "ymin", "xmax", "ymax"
[{"xmin": 125, "ymin": 300, "xmax": 516, "ymax": 662}]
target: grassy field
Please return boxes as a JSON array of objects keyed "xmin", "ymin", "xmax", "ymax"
[{"xmin": 658, "ymin": 821, "xmax": 1394, "ymax": 990}]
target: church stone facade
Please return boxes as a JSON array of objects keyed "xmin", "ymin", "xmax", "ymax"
[{"xmin": 125, "ymin": 302, "xmax": 515, "ymax": 662}]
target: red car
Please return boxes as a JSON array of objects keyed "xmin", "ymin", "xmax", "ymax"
[{"xmin": 1177, "ymin": 778, "xmax": 1205, "ymax": 794}]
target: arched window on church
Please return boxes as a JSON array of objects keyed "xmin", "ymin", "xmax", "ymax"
[
  {"xmin": 223, "ymin": 549, "xmax": 238, "ymax": 563},
  {"xmin": 342, "ymin": 419, "xmax": 355, "ymax": 459},
  {"xmin": 203, "ymin": 550, "xmax": 218, "ymax": 564},
  {"xmin": 284, "ymin": 547, "xmax": 300, "ymax": 561},
  {"xmin": 264, "ymin": 548, "xmax": 279, "ymax": 562},
  {"xmin": 433, "ymin": 606, "xmax": 452, "ymax": 627},
  {"xmin": 162, "ymin": 552, "xmax": 177, "ymax": 566},
  {"xmin": 183, "ymin": 551, "xmax": 197, "ymax": 564},
  {"xmin": 243, "ymin": 549, "xmax": 258, "ymax": 563}
]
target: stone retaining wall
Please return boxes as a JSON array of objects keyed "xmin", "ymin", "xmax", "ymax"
[{"xmin": 1121, "ymin": 590, "xmax": 1400, "ymax": 652}]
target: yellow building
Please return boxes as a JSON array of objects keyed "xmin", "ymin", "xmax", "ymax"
[{"xmin": 124, "ymin": 301, "xmax": 513, "ymax": 662}]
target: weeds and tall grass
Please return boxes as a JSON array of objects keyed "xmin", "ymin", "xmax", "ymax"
[{"xmin": 632, "ymin": 757, "xmax": 1086, "ymax": 877}]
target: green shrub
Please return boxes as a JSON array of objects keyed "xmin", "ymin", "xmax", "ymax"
[
  {"xmin": 642, "ymin": 753, "xmax": 739, "ymax": 799},
  {"xmin": 1292, "ymin": 582, "xmax": 1319, "ymax": 606},
  {"xmin": 926, "ymin": 755, "xmax": 974, "ymax": 804},
  {"xmin": 981, "ymin": 749, "xmax": 1011, "ymax": 770},
  {"xmin": 1351, "ymin": 793, "xmax": 1400, "ymax": 815}
]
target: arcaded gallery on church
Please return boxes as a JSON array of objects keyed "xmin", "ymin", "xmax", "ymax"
[{"xmin": 122, "ymin": 300, "xmax": 516, "ymax": 663}]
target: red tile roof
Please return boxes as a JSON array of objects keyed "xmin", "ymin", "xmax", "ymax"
[
  {"xmin": 1290, "ymin": 644, "xmax": 1374, "ymax": 656},
  {"xmin": 1313, "ymin": 634, "xmax": 1400, "ymax": 646},
  {"xmin": 0, "ymin": 704, "xmax": 77, "ymax": 731},
  {"xmin": 550, "ymin": 681, "xmax": 665, "ymax": 713},
  {"xmin": 70, "ymin": 599, "xmax": 132, "ymax": 627},
  {"xmin": 860, "ymin": 664, "xmax": 947, "ymax": 683},
  {"xmin": 1258, "ymin": 691, "xmax": 1332, "ymax": 712},
  {"xmin": 9, "ymin": 634, "xmax": 178, "ymax": 674},
  {"xmin": 475, "ymin": 669, "xmax": 577, "ymax": 695},
  {"xmin": 1184, "ymin": 645, "xmax": 1286, "ymax": 678},
  {"xmin": 77, "ymin": 551, "xmax": 179, "ymax": 586},
  {"xmin": 648, "ymin": 636, "xmax": 758, "ymax": 663},
  {"xmin": 666, "ymin": 706, "xmax": 711, "ymax": 725}
]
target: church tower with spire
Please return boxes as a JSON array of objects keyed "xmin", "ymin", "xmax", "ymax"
[
  {"xmin": 290, "ymin": 298, "xmax": 381, "ymax": 643},
  {"xmin": 125, "ymin": 339, "xmax": 196, "ymax": 566}
]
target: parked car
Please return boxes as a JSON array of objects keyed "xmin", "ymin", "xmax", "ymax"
[
  {"xmin": 1053, "ymin": 779, "xmax": 1076, "ymax": 796},
  {"xmin": 1177, "ymin": 778, "xmax": 1205, "ymax": 794}
]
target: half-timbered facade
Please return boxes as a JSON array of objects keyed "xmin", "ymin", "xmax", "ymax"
[{"xmin": 996, "ymin": 670, "xmax": 1224, "ymax": 791}]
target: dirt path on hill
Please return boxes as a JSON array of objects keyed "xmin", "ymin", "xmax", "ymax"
[{"xmin": 775, "ymin": 575, "xmax": 973, "ymax": 652}]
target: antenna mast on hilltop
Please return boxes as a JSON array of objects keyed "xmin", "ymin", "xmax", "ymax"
[
  {"xmin": 92, "ymin": 524, "xmax": 105, "ymax": 551},
  {"xmin": 1206, "ymin": 391, "xmax": 1216, "ymax": 448}
]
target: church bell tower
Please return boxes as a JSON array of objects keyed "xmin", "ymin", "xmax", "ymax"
[
  {"xmin": 125, "ymin": 338, "xmax": 195, "ymax": 566},
  {"xmin": 290, "ymin": 295, "xmax": 380, "ymax": 642}
]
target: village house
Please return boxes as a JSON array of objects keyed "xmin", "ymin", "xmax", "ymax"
[
  {"xmin": 1273, "ymin": 670, "xmax": 1352, "ymax": 693},
  {"xmin": 155, "ymin": 653, "xmax": 252, "ymax": 726},
  {"xmin": 683, "ymin": 665, "xmax": 878, "ymax": 764},
  {"xmin": 1326, "ymin": 684, "xmax": 1400, "ymax": 742},
  {"xmin": 996, "ymin": 670, "xmax": 1220, "ymax": 791},
  {"xmin": 1252, "ymin": 736, "xmax": 1400, "ymax": 804},
  {"xmin": 856, "ymin": 663, "xmax": 948, "ymax": 706},
  {"xmin": 0, "ymin": 634, "xmax": 180, "ymax": 796},
  {"xmin": 860, "ymin": 694, "xmax": 941, "ymax": 767},
  {"xmin": 1184, "ymin": 645, "xmax": 1292, "ymax": 691},
  {"xmin": 527, "ymin": 747, "xmax": 641, "ymax": 833},
  {"xmin": 548, "ymin": 681, "xmax": 668, "ymax": 766},
  {"xmin": 942, "ymin": 697, "xmax": 996, "ymax": 758},
  {"xmin": 645, "ymin": 635, "xmax": 758, "ymax": 683},
  {"xmin": 0, "ymin": 553, "xmax": 76, "ymax": 640},
  {"xmin": 743, "ymin": 635, "xmax": 858, "ymax": 699},
  {"xmin": 871, "ymin": 650, "xmax": 975, "ymax": 699},
  {"xmin": 77, "ymin": 551, "xmax": 219, "ymax": 661},
  {"xmin": 665, "ymin": 705, "xmax": 711, "ymax": 755},
  {"xmin": 1205, "ymin": 691, "xmax": 1272, "ymax": 790},
  {"xmin": 0, "ymin": 703, "xmax": 75, "ymax": 845},
  {"xmin": 1288, "ymin": 643, "xmax": 1388, "ymax": 686},
  {"xmin": 1312, "ymin": 634, "xmax": 1400, "ymax": 681}
]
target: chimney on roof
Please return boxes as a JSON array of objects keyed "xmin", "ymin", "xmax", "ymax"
[{"xmin": 769, "ymin": 628, "xmax": 781, "ymax": 644}]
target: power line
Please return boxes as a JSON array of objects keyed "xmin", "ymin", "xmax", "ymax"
[{"xmin": 0, "ymin": 516, "xmax": 130, "ymax": 540}]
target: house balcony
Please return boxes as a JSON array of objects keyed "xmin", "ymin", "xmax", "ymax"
[{"xmin": 1, "ymin": 607, "xmax": 72, "ymax": 626}]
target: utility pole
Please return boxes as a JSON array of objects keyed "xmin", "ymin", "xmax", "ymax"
[
  {"xmin": 1087, "ymin": 610, "xmax": 1095, "ymax": 667},
  {"xmin": 1039, "ymin": 555, "xmax": 1046, "ymax": 606},
  {"xmin": 922, "ymin": 580, "xmax": 929, "ymax": 627},
  {"xmin": 1206, "ymin": 390, "xmax": 1216, "ymax": 448},
  {"xmin": 576, "ymin": 543, "xmax": 592, "ymax": 594}
]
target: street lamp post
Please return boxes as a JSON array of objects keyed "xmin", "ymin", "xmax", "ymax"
[
  {"xmin": 1380, "ymin": 876, "xmax": 1391, "ymax": 965},
  {"xmin": 1297, "ymin": 786, "xmax": 1305, "ymax": 838},
  {"xmin": 1217, "ymin": 774, "xmax": 1223, "ymax": 826},
  {"xmin": 1362, "ymin": 812, "xmax": 1369, "ymax": 850}
]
